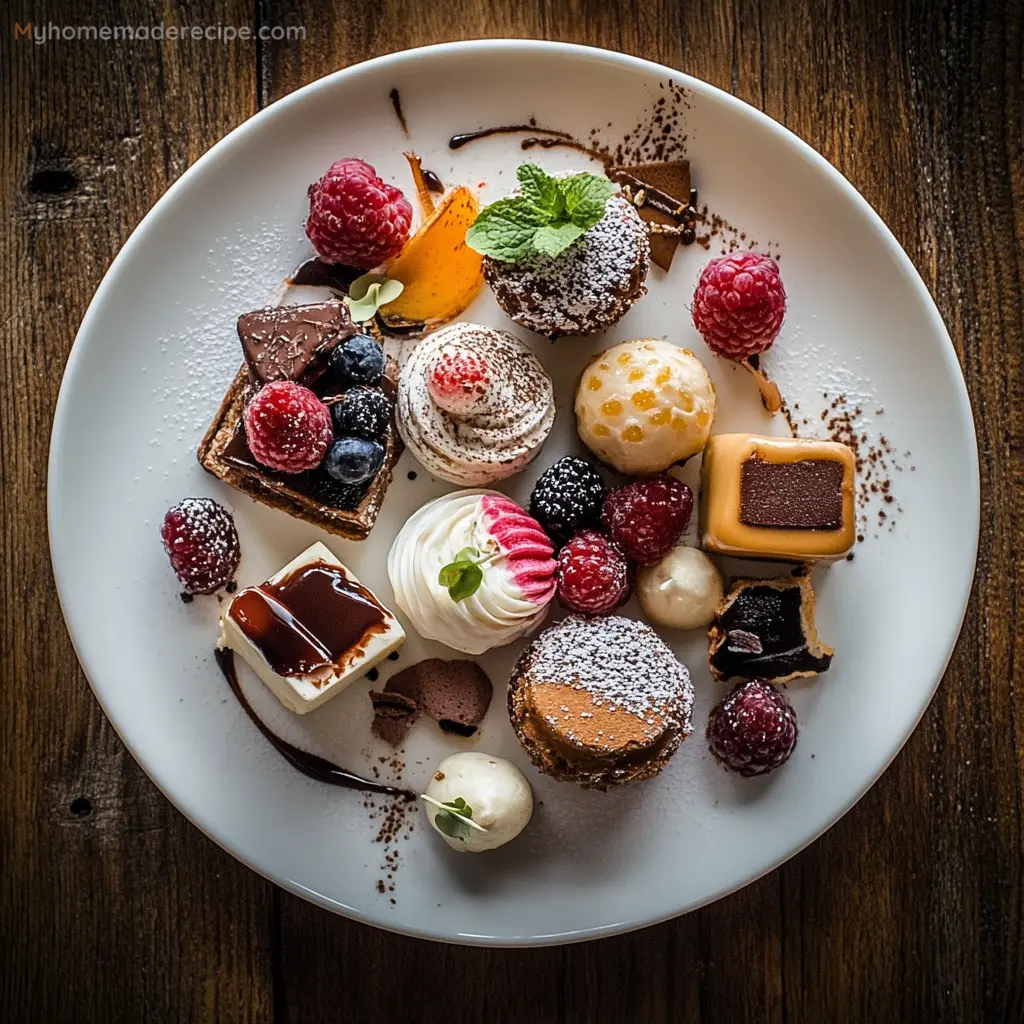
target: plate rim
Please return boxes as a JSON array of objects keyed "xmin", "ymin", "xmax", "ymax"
[{"xmin": 47, "ymin": 38, "xmax": 981, "ymax": 946}]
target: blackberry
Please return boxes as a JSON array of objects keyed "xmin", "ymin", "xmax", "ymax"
[
  {"xmin": 308, "ymin": 471, "xmax": 372, "ymax": 511},
  {"xmin": 330, "ymin": 385, "xmax": 392, "ymax": 439},
  {"xmin": 529, "ymin": 456, "xmax": 605, "ymax": 544}
]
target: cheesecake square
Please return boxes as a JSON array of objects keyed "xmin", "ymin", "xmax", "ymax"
[
  {"xmin": 218, "ymin": 542, "xmax": 405, "ymax": 714},
  {"xmin": 700, "ymin": 433, "xmax": 856, "ymax": 562}
]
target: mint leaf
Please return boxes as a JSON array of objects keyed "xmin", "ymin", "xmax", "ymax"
[
  {"xmin": 533, "ymin": 222, "xmax": 587, "ymax": 257},
  {"xmin": 465, "ymin": 197, "xmax": 547, "ymax": 261},
  {"xmin": 468, "ymin": 164, "xmax": 616, "ymax": 262},
  {"xmin": 517, "ymin": 163, "xmax": 563, "ymax": 220},
  {"xmin": 561, "ymin": 173, "xmax": 616, "ymax": 228},
  {"xmin": 448, "ymin": 564, "xmax": 483, "ymax": 603}
]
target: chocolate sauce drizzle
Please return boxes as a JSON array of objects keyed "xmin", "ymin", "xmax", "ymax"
[{"xmin": 214, "ymin": 648, "xmax": 415, "ymax": 800}]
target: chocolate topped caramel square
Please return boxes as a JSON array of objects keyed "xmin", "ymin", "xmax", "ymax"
[{"xmin": 700, "ymin": 434, "xmax": 856, "ymax": 561}]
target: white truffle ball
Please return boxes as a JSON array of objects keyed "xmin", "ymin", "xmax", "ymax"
[
  {"xmin": 423, "ymin": 752, "xmax": 533, "ymax": 853},
  {"xmin": 637, "ymin": 546, "xmax": 725, "ymax": 630}
]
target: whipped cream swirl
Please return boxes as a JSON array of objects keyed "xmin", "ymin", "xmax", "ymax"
[
  {"xmin": 387, "ymin": 490, "xmax": 556, "ymax": 656},
  {"xmin": 396, "ymin": 322, "xmax": 555, "ymax": 486}
]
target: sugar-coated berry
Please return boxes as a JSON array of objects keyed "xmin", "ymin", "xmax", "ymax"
[
  {"xmin": 555, "ymin": 530, "xmax": 632, "ymax": 615},
  {"xmin": 243, "ymin": 380, "xmax": 333, "ymax": 474},
  {"xmin": 329, "ymin": 334, "xmax": 385, "ymax": 387},
  {"xmin": 308, "ymin": 471, "xmax": 372, "ymax": 511},
  {"xmin": 330, "ymin": 385, "xmax": 392, "ymax": 440},
  {"xmin": 305, "ymin": 158, "xmax": 413, "ymax": 269},
  {"xmin": 692, "ymin": 251, "xmax": 786, "ymax": 361},
  {"xmin": 601, "ymin": 476, "xmax": 694, "ymax": 566},
  {"xmin": 323, "ymin": 436, "xmax": 385, "ymax": 485},
  {"xmin": 529, "ymin": 456, "xmax": 606, "ymax": 545},
  {"xmin": 160, "ymin": 497, "xmax": 240, "ymax": 595},
  {"xmin": 706, "ymin": 679, "xmax": 798, "ymax": 777}
]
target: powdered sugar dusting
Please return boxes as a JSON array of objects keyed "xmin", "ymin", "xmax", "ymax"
[
  {"xmin": 524, "ymin": 615, "xmax": 693, "ymax": 729},
  {"xmin": 483, "ymin": 194, "xmax": 650, "ymax": 337}
]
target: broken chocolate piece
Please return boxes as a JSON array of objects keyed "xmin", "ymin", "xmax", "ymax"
[
  {"xmin": 740, "ymin": 456, "xmax": 846, "ymax": 529},
  {"xmin": 288, "ymin": 258, "xmax": 362, "ymax": 294},
  {"xmin": 237, "ymin": 301, "xmax": 356, "ymax": 386},
  {"xmin": 609, "ymin": 160, "xmax": 691, "ymax": 270},
  {"xmin": 369, "ymin": 658, "xmax": 493, "ymax": 746},
  {"xmin": 708, "ymin": 576, "xmax": 834, "ymax": 683}
]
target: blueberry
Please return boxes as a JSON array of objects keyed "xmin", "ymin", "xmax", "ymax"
[
  {"xmin": 330, "ymin": 386, "xmax": 392, "ymax": 439},
  {"xmin": 330, "ymin": 334, "xmax": 385, "ymax": 387},
  {"xmin": 323, "ymin": 437, "xmax": 385, "ymax": 485}
]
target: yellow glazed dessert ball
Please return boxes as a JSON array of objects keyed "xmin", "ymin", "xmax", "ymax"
[{"xmin": 574, "ymin": 339, "xmax": 716, "ymax": 475}]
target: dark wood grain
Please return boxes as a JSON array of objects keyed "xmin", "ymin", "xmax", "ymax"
[{"xmin": 2, "ymin": 0, "xmax": 1021, "ymax": 1021}]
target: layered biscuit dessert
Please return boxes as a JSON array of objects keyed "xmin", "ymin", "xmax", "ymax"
[{"xmin": 508, "ymin": 615, "xmax": 694, "ymax": 788}]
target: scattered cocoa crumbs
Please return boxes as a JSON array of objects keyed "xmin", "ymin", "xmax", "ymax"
[{"xmin": 365, "ymin": 753, "xmax": 417, "ymax": 903}]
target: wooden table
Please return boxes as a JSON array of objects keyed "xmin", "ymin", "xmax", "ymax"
[{"xmin": 3, "ymin": 1, "xmax": 1021, "ymax": 1020}]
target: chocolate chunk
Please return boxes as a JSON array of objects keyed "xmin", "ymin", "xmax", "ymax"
[
  {"xmin": 369, "ymin": 658, "xmax": 493, "ymax": 746},
  {"xmin": 609, "ymin": 160, "xmax": 691, "ymax": 270},
  {"xmin": 237, "ymin": 301, "xmax": 356, "ymax": 386},
  {"xmin": 288, "ymin": 258, "xmax": 363, "ymax": 294},
  {"xmin": 709, "ymin": 577, "xmax": 834, "ymax": 682},
  {"xmin": 740, "ymin": 456, "xmax": 845, "ymax": 530}
]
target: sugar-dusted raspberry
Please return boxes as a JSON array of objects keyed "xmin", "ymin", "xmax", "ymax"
[
  {"xmin": 601, "ymin": 476, "xmax": 693, "ymax": 566},
  {"xmin": 243, "ymin": 380, "xmax": 333, "ymax": 474},
  {"xmin": 427, "ymin": 346, "xmax": 491, "ymax": 418},
  {"xmin": 555, "ymin": 530, "xmax": 632, "ymax": 615},
  {"xmin": 306, "ymin": 158, "xmax": 413, "ymax": 269},
  {"xmin": 692, "ymin": 251, "xmax": 786, "ymax": 360},
  {"xmin": 706, "ymin": 679, "xmax": 798, "ymax": 777},
  {"xmin": 529, "ymin": 456, "xmax": 605, "ymax": 545},
  {"xmin": 160, "ymin": 497, "xmax": 240, "ymax": 595}
]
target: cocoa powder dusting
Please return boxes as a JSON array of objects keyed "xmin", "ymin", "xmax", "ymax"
[{"xmin": 365, "ymin": 752, "xmax": 416, "ymax": 902}]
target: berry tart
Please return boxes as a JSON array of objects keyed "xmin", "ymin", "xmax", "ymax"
[{"xmin": 198, "ymin": 301, "xmax": 402, "ymax": 540}]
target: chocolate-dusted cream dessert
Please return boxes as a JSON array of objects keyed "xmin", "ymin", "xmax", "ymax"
[
  {"xmin": 508, "ymin": 615, "xmax": 693, "ymax": 788},
  {"xmin": 708, "ymin": 576, "xmax": 834, "ymax": 683},
  {"xmin": 371, "ymin": 658, "xmax": 493, "ymax": 745},
  {"xmin": 395, "ymin": 322, "xmax": 555, "ymax": 486},
  {"xmin": 700, "ymin": 434, "xmax": 856, "ymax": 561}
]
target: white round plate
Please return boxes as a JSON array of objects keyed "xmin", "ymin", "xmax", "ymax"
[{"xmin": 50, "ymin": 41, "xmax": 979, "ymax": 946}]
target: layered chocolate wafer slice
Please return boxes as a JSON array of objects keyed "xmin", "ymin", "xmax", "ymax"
[{"xmin": 198, "ymin": 300, "xmax": 401, "ymax": 541}]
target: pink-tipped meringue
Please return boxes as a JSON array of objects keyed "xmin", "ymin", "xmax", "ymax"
[{"xmin": 387, "ymin": 490, "xmax": 557, "ymax": 655}]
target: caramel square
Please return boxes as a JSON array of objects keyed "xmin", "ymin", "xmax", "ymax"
[{"xmin": 700, "ymin": 434, "xmax": 856, "ymax": 561}]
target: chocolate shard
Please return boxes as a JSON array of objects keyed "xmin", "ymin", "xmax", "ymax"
[
  {"xmin": 708, "ymin": 576, "xmax": 834, "ymax": 683},
  {"xmin": 609, "ymin": 160, "xmax": 691, "ymax": 270},
  {"xmin": 237, "ymin": 300, "xmax": 356, "ymax": 386},
  {"xmin": 287, "ymin": 258, "xmax": 363, "ymax": 294}
]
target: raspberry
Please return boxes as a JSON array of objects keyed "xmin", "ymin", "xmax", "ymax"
[
  {"xmin": 692, "ymin": 252, "xmax": 786, "ymax": 360},
  {"xmin": 601, "ymin": 477, "xmax": 693, "ymax": 566},
  {"xmin": 306, "ymin": 158, "xmax": 413, "ymax": 269},
  {"xmin": 427, "ymin": 346, "xmax": 491, "ymax": 417},
  {"xmin": 160, "ymin": 497, "xmax": 240, "ymax": 595},
  {"xmin": 706, "ymin": 680, "xmax": 798, "ymax": 777},
  {"xmin": 529, "ymin": 456, "xmax": 605, "ymax": 545},
  {"xmin": 243, "ymin": 380, "xmax": 333, "ymax": 474},
  {"xmin": 555, "ymin": 530, "xmax": 632, "ymax": 614}
]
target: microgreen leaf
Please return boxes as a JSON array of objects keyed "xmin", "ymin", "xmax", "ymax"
[
  {"xmin": 343, "ymin": 273, "xmax": 405, "ymax": 322},
  {"xmin": 420, "ymin": 793, "xmax": 488, "ymax": 842},
  {"xmin": 447, "ymin": 564, "xmax": 483, "ymax": 603},
  {"xmin": 437, "ymin": 546, "xmax": 499, "ymax": 603},
  {"xmin": 466, "ymin": 163, "xmax": 615, "ymax": 262}
]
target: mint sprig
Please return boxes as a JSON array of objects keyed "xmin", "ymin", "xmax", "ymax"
[
  {"xmin": 466, "ymin": 163, "xmax": 616, "ymax": 262},
  {"xmin": 438, "ymin": 546, "xmax": 499, "ymax": 603}
]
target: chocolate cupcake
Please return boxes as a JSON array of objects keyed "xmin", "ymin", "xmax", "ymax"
[
  {"xmin": 484, "ymin": 194, "xmax": 650, "ymax": 338},
  {"xmin": 508, "ymin": 615, "xmax": 693, "ymax": 788}
]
